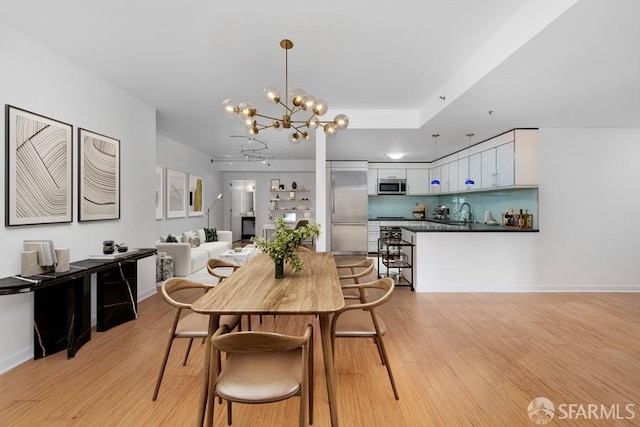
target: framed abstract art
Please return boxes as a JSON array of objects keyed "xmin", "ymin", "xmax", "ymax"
[
  {"xmin": 5, "ymin": 105, "xmax": 73, "ymax": 226},
  {"xmin": 166, "ymin": 169, "xmax": 186, "ymax": 218},
  {"xmin": 188, "ymin": 173, "xmax": 203, "ymax": 217},
  {"xmin": 78, "ymin": 128, "xmax": 120, "ymax": 221}
]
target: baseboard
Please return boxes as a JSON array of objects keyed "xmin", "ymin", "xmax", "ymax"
[
  {"xmin": 0, "ymin": 347, "xmax": 33, "ymax": 375},
  {"xmin": 415, "ymin": 284, "xmax": 640, "ymax": 293},
  {"xmin": 138, "ymin": 286, "xmax": 157, "ymax": 302}
]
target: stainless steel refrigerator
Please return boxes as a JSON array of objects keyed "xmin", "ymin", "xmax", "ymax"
[{"xmin": 330, "ymin": 170, "xmax": 368, "ymax": 254}]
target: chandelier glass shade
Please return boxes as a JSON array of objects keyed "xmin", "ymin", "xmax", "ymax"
[{"xmin": 221, "ymin": 39, "xmax": 349, "ymax": 144}]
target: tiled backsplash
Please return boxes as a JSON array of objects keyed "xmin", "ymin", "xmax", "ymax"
[{"xmin": 369, "ymin": 188, "xmax": 539, "ymax": 228}]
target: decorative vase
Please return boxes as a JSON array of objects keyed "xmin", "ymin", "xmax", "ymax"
[
  {"xmin": 291, "ymin": 181, "xmax": 297, "ymax": 190},
  {"xmin": 274, "ymin": 258, "xmax": 284, "ymax": 279}
]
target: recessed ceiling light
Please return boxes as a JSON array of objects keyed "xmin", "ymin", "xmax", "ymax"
[{"xmin": 386, "ymin": 153, "xmax": 404, "ymax": 160}]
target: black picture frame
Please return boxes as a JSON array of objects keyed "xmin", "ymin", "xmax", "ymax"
[
  {"xmin": 78, "ymin": 128, "xmax": 121, "ymax": 221},
  {"xmin": 5, "ymin": 105, "xmax": 73, "ymax": 226}
]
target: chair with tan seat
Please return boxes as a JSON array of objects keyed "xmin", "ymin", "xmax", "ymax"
[
  {"xmin": 206, "ymin": 258, "xmax": 241, "ymax": 284},
  {"xmin": 336, "ymin": 258, "xmax": 374, "ymax": 300},
  {"xmin": 152, "ymin": 278, "xmax": 241, "ymax": 401},
  {"xmin": 207, "ymin": 324, "xmax": 314, "ymax": 427},
  {"xmin": 331, "ymin": 277, "xmax": 399, "ymax": 400}
]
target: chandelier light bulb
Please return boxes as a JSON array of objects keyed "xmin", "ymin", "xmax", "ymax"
[
  {"xmin": 289, "ymin": 88, "xmax": 306, "ymax": 107},
  {"xmin": 301, "ymin": 132, "xmax": 309, "ymax": 140},
  {"xmin": 313, "ymin": 99, "xmax": 328, "ymax": 116},
  {"xmin": 262, "ymin": 86, "xmax": 280, "ymax": 104},
  {"xmin": 289, "ymin": 132, "xmax": 300, "ymax": 144},
  {"xmin": 334, "ymin": 114, "xmax": 349, "ymax": 130},
  {"xmin": 221, "ymin": 99, "xmax": 237, "ymax": 117},
  {"xmin": 324, "ymin": 123, "xmax": 338, "ymax": 136},
  {"xmin": 272, "ymin": 120, "xmax": 281, "ymax": 129},
  {"xmin": 237, "ymin": 102, "xmax": 255, "ymax": 120},
  {"xmin": 306, "ymin": 118, "xmax": 319, "ymax": 129},
  {"xmin": 300, "ymin": 94, "xmax": 315, "ymax": 111}
]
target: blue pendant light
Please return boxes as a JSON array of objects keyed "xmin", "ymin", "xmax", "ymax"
[
  {"xmin": 464, "ymin": 133, "xmax": 475, "ymax": 186},
  {"xmin": 430, "ymin": 133, "xmax": 440, "ymax": 186}
]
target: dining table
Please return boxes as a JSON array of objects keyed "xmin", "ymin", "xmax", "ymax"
[{"xmin": 191, "ymin": 251, "xmax": 345, "ymax": 427}]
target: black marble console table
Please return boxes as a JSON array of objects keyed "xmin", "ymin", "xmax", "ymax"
[{"xmin": 0, "ymin": 248, "xmax": 156, "ymax": 359}]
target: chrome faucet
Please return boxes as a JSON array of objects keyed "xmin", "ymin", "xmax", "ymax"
[{"xmin": 460, "ymin": 203, "xmax": 472, "ymax": 224}]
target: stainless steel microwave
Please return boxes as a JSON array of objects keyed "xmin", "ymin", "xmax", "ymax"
[{"xmin": 377, "ymin": 179, "xmax": 407, "ymax": 195}]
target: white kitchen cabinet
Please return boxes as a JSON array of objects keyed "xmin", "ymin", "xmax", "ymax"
[
  {"xmin": 367, "ymin": 169, "xmax": 378, "ymax": 195},
  {"xmin": 440, "ymin": 163, "xmax": 450, "ymax": 193},
  {"xmin": 481, "ymin": 149, "xmax": 497, "ymax": 189},
  {"xmin": 377, "ymin": 169, "xmax": 406, "ymax": 179},
  {"xmin": 448, "ymin": 160, "xmax": 459, "ymax": 193},
  {"xmin": 481, "ymin": 142, "xmax": 515, "ymax": 188},
  {"xmin": 459, "ymin": 153, "xmax": 481, "ymax": 190},
  {"xmin": 406, "ymin": 169, "xmax": 430, "ymax": 195},
  {"xmin": 367, "ymin": 220, "xmax": 380, "ymax": 253},
  {"xmin": 496, "ymin": 142, "xmax": 515, "ymax": 186}
]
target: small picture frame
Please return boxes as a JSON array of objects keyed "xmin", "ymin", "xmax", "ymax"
[{"xmin": 270, "ymin": 179, "xmax": 280, "ymax": 190}]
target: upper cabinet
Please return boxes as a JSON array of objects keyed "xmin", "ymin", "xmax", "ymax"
[
  {"xmin": 377, "ymin": 169, "xmax": 406, "ymax": 180},
  {"xmin": 406, "ymin": 169, "xmax": 430, "ymax": 195},
  {"xmin": 367, "ymin": 169, "xmax": 378, "ymax": 195}
]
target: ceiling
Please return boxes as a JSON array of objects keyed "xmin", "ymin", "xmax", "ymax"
[{"xmin": 0, "ymin": 0, "xmax": 638, "ymax": 163}]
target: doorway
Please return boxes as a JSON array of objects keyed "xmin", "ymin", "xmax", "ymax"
[{"xmin": 229, "ymin": 179, "xmax": 256, "ymax": 242}]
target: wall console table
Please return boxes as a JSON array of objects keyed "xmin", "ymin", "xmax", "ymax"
[{"xmin": 0, "ymin": 248, "xmax": 156, "ymax": 360}]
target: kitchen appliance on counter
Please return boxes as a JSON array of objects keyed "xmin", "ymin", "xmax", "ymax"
[
  {"xmin": 433, "ymin": 205, "xmax": 450, "ymax": 220},
  {"xmin": 331, "ymin": 170, "xmax": 368, "ymax": 255},
  {"xmin": 412, "ymin": 203, "xmax": 426, "ymax": 219},
  {"xmin": 377, "ymin": 178, "xmax": 407, "ymax": 195}
]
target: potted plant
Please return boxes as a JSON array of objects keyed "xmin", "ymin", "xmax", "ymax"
[{"xmin": 251, "ymin": 218, "xmax": 321, "ymax": 278}]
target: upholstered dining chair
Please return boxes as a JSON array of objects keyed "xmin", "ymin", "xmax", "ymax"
[
  {"xmin": 207, "ymin": 324, "xmax": 314, "ymax": 427},
  {"xmin": 336, "ymin": 258, "xmax": 375, "ymax": 300},
  {"xmin": 152, "ymin": 278, "xmax": 241, "ymax": 401},
  {"xmin": 331, "ymin": 277, "xmax": 399, "ymax": 400}
]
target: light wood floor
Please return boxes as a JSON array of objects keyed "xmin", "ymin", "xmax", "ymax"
[{"xmin": 1, "ymin": 274, "xmax": 639, "ymax": 426}]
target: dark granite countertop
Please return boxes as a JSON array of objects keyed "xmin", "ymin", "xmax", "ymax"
[{"xmin": 401, "ymin": 221, "xmax": 539, "ymax": 232}]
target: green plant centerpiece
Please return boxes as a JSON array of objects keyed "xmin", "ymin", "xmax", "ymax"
[{"xmin": 251, "ymin": 218, "xmax": 321, "ymax": 279}]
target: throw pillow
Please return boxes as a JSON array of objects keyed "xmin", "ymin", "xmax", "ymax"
[
  {"xmin": 165, "ymin": 234, "xmax": 178, "ymax": 243},
  {"xmin": 188, "ymin": 235, "xmax": 201, "ymax": 248},
  {"xmin": 196, "ymin": 229, "xmax": 206, "ymax": 243},
  {"xmin": 182, "ymin": 231, "xmax": 196, "ymax": 244},
  {"xmin": 204, "ymin": 227, "xmax": 218, "ymax": 242}
]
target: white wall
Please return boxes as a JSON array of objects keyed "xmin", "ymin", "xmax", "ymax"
[
  {"xmin": 0, "ymin": 20, "xmax": 157, "ymax": 373},
  {"xmin": 156, "ymin": 134, "xmax": 224, "ymax": 236},
  {"xmin": 535, "ymin": 128, "xmax": 640, "ymax": 288},
  {"xmin": 414, "ymin": 128, "xmax": 640, "ymax": 291}
]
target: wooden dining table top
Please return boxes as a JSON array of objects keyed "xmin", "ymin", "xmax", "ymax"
[{"xmin": 191, "ymin": 252, "xmax": 345, "ymax": 315}]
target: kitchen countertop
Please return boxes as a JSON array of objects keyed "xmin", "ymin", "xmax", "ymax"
[{"xmin": 402, "ymin": 220, "xmax": 538, "ymax": 232}]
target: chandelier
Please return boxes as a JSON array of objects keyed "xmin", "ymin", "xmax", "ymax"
[
  {"xmin": 221, "ymin": 39, "xmax": 349, "ymax": 144},
  {"xmin": 212, "ymin": 136, "xmax": 273, "ymax": 164}
]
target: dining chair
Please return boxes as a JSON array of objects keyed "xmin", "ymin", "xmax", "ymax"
[
  {"xmin": 296, "ymin": 245, "xmax": 312, "ymax": 252},
  {"xmin": 294, "ymin": 219, "xmax": 314, "ymax": 247},
  {"xmin": 336, "ymin": 258, "xmax": 375, "ymax": 300},
  {"xmin": 152, "ymin": 278, "xmax": 241, "ymax": 401},
  {"xmin": 331, "ymin": 277, "xmax": 399, "ymax": 400},
  {"xmin": 207, "ymin": 258, "xmax": 256, "ymax": 329},
  {"xmin": 206, "ymin": 258, "xmax": 241, "ymax": 284},
  {"xmin": 208, "ymin": 324, "xmax": 314, "ymax": 427}
]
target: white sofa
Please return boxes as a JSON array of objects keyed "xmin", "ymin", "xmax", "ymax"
[{"xmin": 156, "ymin": 229, "xmax": 232, "ymax": 277}]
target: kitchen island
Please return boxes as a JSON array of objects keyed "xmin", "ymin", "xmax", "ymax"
[{"xmin": 401, "ymin": 221, "xmax": 540, "ymax": 292}]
